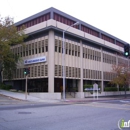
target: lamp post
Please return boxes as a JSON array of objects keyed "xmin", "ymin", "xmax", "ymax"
[{"xmin": 62, "ymin": 21, "xmax": 79, "ymax": 100}]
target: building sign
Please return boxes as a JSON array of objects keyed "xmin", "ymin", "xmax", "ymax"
[{"xmin": 24, "ymin": 56, "xmax": 46, "ymax": 65}]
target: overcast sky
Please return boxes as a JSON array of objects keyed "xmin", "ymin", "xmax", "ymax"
[{"xmin": 0, "ymin": 0, "xmax": 130, "ymax": 43}]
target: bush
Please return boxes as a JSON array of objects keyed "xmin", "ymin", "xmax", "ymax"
[
  {"xmin": 0, "ymin": 83, "xmax": 5, "ymax": 89},
  {"xmin": 104, "ymin": 87, "xmax": 118, "ymax": 91},
  {"xmin": 5, "ymin": 85, "xmax": 12, "ymax": 90},
  {"xmin": 0, "ymin": 83, "xmax": 12, "ymax": 90},
  {"xmin": 83, "ymin": 84, "xmax": 93, "ymax": 89},
  {"xmin": 119, "ymin": 87, "xmax": 129, "ymax": 91}
]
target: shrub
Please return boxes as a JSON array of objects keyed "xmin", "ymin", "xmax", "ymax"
[
  {"xmin": 83, "ymin": 84, "xmax": 93, "ymax": 89},
  {"xmin": 0, "ymin": 83, "xmax": 12, "ymax": 90},
  {"xmin": 5, "ymin": 85, "xmax": 12, "ymax": 90},
  {"xmin": 104, "ymin": 87, "xmax": 118, "ymax": 91},
  {"xmin": 0, "ymin": 83, "xmax": 5, "ymax": 89},
  {"xmin": 119, "ymin": 87, "xmax": 129, "ymax": 91}
]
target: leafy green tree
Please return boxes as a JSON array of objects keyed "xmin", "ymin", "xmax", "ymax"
[
  {"xmin": 0, "ymin": 16, "xmax": 26, "ymax": 82},
  {"xmin": 110, "ymin": 64, "xmax": 130, "ymax": 98}
]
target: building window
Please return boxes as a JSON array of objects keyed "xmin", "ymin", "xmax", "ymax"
[
  {"xmin": 75, "ymin": 51, "xmax": 77, "ymax": 56},
  {"xmin": 38, "ymin": 41, "xmax": 41, "ymax": 53},
  {"xmin": 35, "ymin": 42, "xmax": 37, "ymax": 54},
  {"xmin": 42, "ymin": 47, "xmax": 44, "ymax": 52},
  {"xmin": 69, "ymin": 50, "xmax": 71, "ymax": 55},
  {"xmin": 59, "ymin": 47, "xmax": 61, "ymax": 53},
  {"xmin": 45, "ymin": 39, "xmax": 48, "ymax": 52},
  {"xmin": 72, "ymin": 50, "xmax": 74, "ymax": 56},
  {"xmin": 66, "ymin": 49, "xmax": 68, "ymax": 54},
  {"xmin": 83, "ymin": 53, "xmax": 85, "ymax": 58},
  {"xmin": 32, "ymin": 49, "xmax": 34, "ymax": 55},
  {"xmin": 35, "ymin": 49, "xmax": 37, "ymax": 54},
  {"xmin": 45, "ymin": 46, "xmax": 48, "ymax": 52},
  {"xmin": 55, "ymin": 46, "xmax": 57, "ymax": 52},
  {"xmin": 42, "ymin": 40, "xmax": 44, "ymax": 53}
]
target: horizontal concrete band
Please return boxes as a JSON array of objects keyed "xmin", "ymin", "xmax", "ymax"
[{"xmin": 24, "ymin": 19, "xmax": 123, "ymax": 53}]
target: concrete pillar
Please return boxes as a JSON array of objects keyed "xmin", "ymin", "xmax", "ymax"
[
  {"xmin": 101, "ymin": 47, "xmax": 104, "ymax": 92},
  {"xmin": 116, "ymin": 53, "xmax": 119, "ymax": 91},
  {"xmin": 76, "ymin": 40, "xmax": 84, "ymax": 98},
  {"xmin": 48, "ymin": 30, "xmax": 55, "ymax": 93},
  {"xmin": 78, "ymin": 40, "xmax": 83, "ymax": 92}
]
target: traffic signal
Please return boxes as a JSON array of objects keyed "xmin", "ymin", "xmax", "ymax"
[
  {"xmin": 24, "ymin": 68, "xmax": 27, "ymax": 75},
  {"xmin": 27, "ymin": 67, "xmax": 30, "ymax": 75},
  {"xmin": 24, "ymin": 68, "xmax": 30, "ymax": 75},
  {"xmin": 124, "ymin": 44, "xmax": 129, "ymax": 57}
]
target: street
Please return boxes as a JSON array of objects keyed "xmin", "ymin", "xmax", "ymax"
[{"xmin": 0, "ymin": 95, "xmax": 130, "ymax": 130}]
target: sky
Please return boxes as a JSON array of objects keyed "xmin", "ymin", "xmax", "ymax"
[{"xmin": 0, "ymin": 0, "xmax": 130, "ymax": 43}]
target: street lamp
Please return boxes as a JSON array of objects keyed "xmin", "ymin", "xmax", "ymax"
[{"xmin": 62, "ymin": 21, "xmax": 79, "ymax": 100}]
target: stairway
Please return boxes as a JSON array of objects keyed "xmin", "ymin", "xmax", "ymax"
[{"xmin": 61, "ymin": 92, "xmax": 75, "ymax": 99}]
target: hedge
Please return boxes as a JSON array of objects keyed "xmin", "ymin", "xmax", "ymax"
[
  {"xmin": 0, "ymin": 83, "xmax": 12, "ymax": 90},
  {"xmin": 119, "ymin": 87, "xmax": 129, "ymax": 91},
  {"xmin": 104, "ymin": 87, "xmax": 117, "ymax": 91}
]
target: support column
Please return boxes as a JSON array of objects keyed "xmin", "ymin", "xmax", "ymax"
[
  {"xmin": 101, "ymin": 47, "xmax": 104, "ymax": 92},
  {"xmin": 116, "ymin": 53, "xmax": 119, "ymax": 91},
  {"xmin": 78, "ymin": 40, "xmax": 83, "ymax": 92},
  {"xmin": 77, "ymin": 40, "xmax": 84, "ymax": 98},
  {"xmin": 48, "ymin": 30, "xmax": 55, "ymax": 93},
  {"xmin": 128, "ymin": 59, "xmax": 130, "ymax": 90}
]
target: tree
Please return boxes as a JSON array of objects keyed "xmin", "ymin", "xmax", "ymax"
[
  {"xmin": 0, "ymin": 16, "xmax": 26, "ymax": 83},
  {"xmin": 110, "ymin": 63, "xmax": 130, "ymax": 98}
]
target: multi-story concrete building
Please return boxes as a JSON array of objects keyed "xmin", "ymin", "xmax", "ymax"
[{"xmin": 3, "ymin": 7, "xmax": 129, "ymax": 99}]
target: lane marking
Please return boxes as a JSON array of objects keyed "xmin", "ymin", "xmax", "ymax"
[
  {"xmin": 120, "ymin": 100, "xmax": 130, "ymax": 103},
  {"xmin": 75, "ymin": 103, "xmax": 130, "ymax": 110}
]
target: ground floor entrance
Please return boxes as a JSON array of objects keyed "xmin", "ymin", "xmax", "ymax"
[{"xmin": 54, "ymin": 78, "xmax": 78, "ymax": 93}]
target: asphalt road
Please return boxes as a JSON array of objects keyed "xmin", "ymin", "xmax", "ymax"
[{"xmin": 0, "ymin": 95, "xmax": 130, "ymax": 130}]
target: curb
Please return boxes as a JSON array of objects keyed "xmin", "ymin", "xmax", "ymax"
[{"xmin": 62, "ymin": 97, "xmax": 130, "ymax": 103}]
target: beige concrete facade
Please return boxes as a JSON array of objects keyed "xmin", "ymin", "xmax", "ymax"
[{"xmin": 3, "ymin": 18, "xmax": 129, "ymax": 100}]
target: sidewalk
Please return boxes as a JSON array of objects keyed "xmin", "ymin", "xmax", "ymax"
[
  {"xmin": 0, "ymin": 89, "xmax": 60, "ymax": 103},
  {"xmin": 0, "ymin": 89, "xmax": 130, "ymax": 103}
]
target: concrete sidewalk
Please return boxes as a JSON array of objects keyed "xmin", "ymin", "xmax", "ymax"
[
  {"xmin": 0, "ymin": 89, "xmax": 130, "ymax": 103},
  {"xmin": 0, "ymin": 89, "xmax": 60, "ymax": 103}
]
